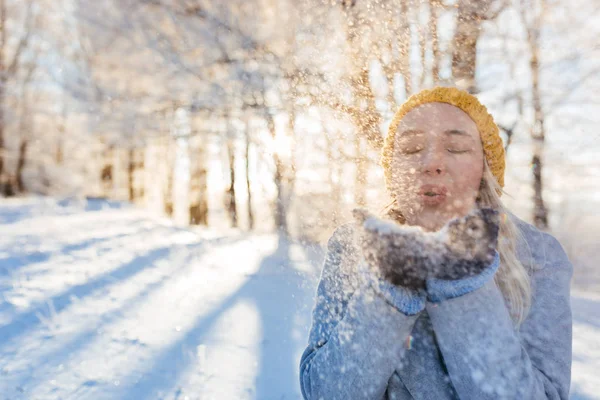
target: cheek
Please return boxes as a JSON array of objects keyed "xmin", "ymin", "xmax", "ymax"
[
  {"xmin": 450, "ymin": 156, "xmax": 483, "ymax": 191},
  {"xmin": 389, "ymin": 156, "xmax": 420, "ymax": 191}
]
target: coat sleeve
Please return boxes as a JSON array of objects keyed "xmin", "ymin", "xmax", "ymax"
[
  {"xmin": 299, "ymin": 224, "xmax": 421, "ymax": 400},
  {"xmin": 425, "ymin": 232, "xmax": 573, "ymax": 400}
]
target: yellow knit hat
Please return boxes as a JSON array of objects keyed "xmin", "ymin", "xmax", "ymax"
[{"xmin": 381, "ymin": 86, "xmax": 505, "ymax": 196}]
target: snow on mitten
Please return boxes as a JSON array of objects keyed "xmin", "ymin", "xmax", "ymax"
[
  {"xmin": 426, "ymin": 208, "xmax": 502, "ymax": 303},
  {"xmin": 352, "ymin": 209, "xmax": 426, "ymax": 315},
  {"xmin": 352, "ymin": 207, "xmax": 501, "ymax": 289},
  {"xmin": 352, "ymin": 208, "xmax": 446, "ymax": 291},
  {"xmin": 434, "ymin": 207, "xmax": 500, "ymax": 280}
]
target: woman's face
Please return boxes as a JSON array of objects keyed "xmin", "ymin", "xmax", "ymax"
[{"xmin": 389, "ymin": 102, "xmax": 484, "ymax": 232}]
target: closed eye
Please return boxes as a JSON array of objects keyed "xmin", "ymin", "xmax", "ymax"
[
  {"xmin": 402, "ymin": 146, "xmax": 424, "ymax": 154},
  {"xmin": 447, "ymin": 149, "xmax": 470, "ymax": 154}
]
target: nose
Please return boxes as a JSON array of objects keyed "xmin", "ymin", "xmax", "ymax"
[{"xmin": 422, "ymin": 148, "xmax": 445, "ymax": 176}]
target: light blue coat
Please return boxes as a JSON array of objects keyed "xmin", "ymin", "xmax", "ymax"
[{"xmin": 299, "ymin": 212, "xmax": 573, "ymax": 399}]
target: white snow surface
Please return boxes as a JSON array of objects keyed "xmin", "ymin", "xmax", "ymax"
[{"xmin": 0, "ymin": 197, "xmax": 597, "ymax": 400}]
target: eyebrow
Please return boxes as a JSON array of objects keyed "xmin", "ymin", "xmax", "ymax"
[
  {"xmin": 444, "ymin": 129, "xmax": 472, "ymax": 137},
  {"xmin": 398, "ymin": 129, "xmax": 474, "ymax": 139},
  {"xmin": 398, "ymin": 129, "xmax": 425, "ymax": 137}
]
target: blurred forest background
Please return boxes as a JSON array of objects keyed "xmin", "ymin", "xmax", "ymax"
[
  {"xmin": 0, "ymin": 1, "xmax": 599, "ymax": 398},
  {"xmin": 0, "ymin": 0, "xmax": 598, "ymax": 286}
]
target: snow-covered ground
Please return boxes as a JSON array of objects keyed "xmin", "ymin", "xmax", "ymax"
[{"xmin": 0, "ymin": 197, "xmax": 597, "ymax": 400}]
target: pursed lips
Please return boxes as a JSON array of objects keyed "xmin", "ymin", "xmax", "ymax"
[{"xmin": 418, "ymin": 184, "xmax": 449, "ymax": 197}]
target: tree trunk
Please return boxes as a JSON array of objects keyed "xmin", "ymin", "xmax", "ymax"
[
  {"xmin": 451, "ymin": 19, "xmax": 480, "ymax": 91},
  {"xmin": 342, "ymin": 1, "xmax": 405, "ymax": 208},
  {"xmin": 225, "ymin": 136, "xmax": 237, "ymax": 228},
  {"xmin": 418, "ymin": 3, "xmax": 428, "ymax": 90},
  {"xmin": 0, "ymin": 0, "xmax": 32, "ymax": 197},
  {"xmin": 452, "ymin": 0, "xmax": 503, "ymax": 92},
  {"xmin": 15, "ymin": 61, "xmax": 33, "ymax": 194},
  {"xmin": 267, "ymin": 114, "xmax": 287, "ymax": 234},
  {"xmin": 285, "ymin": 109, "xmax": 297, "ymax": 224},
  {"xmin": 452, "ymin": 1, "xmax": 484, "ymax": 92},
  {"xmin": 128, "ymin": 148, "xmax": 135, "ymax": 202},
  {"xmin": 15, "ymin": 138, "xmax": 27, "ymax": 192},
  {"xmin": 244, "ymin": 120, "xmax": 254, "ymax": 230},
  {"xmin": 101, "ymin": 163, "xmax": 113, "ymax": 197},
  {"xmin": 342, "ymin": 1, "xmax": 384, "ymax": 149},
  {"xmin": 0, "ymin": 91, "xmax": 4, "ymax": 195},
  {"xmin": 0, "ymin": 74, "xmax": 10, "ymax": 196},
  {"xmin": 350, "ymin": 68, "xmax": 379, "ymax": 207},
  {"xmin": 189, "ymin": 117, "xmax": 208, "ymax": 226},
  {"xmin": 383, "ymin": 0, "xmax": 412, "ymax": 104},
  {"xmin": 430, "ymin": 0, "xmax": 441, "ymax": 84},
  {"xmin": 347, "ymin": 60, "xmax": 383, "ymax": 149},
  {"xmin": 527, "ymin": 0, "xmax": 549, "ymax": 229},
  {"xmin": 137, "ymin": 148, "xmax": 145, "ymax": 200},
  {"xmin": 101, "ymin": 146, "xmax": 114, "ymax": 198},
  {"xmin": 164, "ymin": 139, "xmax": 174, "ymax": 216},
  {"xmin": 0, "ymin": 0, "xmax": 5, "ymax": 196},
  {"xmin": 399, "ymin": 0, "xmax": 413, "ymax": 96},
  {"xmin": 56, "ymin": 140, "xmax": 63, "ymax": 164},
  {"xmin": 531, "ymin": 152, "xmax": 548, "ymax": 229}
]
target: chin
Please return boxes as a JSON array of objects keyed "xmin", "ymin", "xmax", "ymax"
[
  {"xmin": 413, "ymin": 208, "xmax": 465, "ymax": 232},
  {"xmin": 395, "ymin": 196, "xmax": 476, "ymax": 228}
]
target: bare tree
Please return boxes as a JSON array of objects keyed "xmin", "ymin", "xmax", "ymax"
[
  {"xmin": 127, "ymin": 147, "xmax": 144, "ymax": 202},
  {"xmin": 452, "ymin": 0, "xmax": 505, "ymax": 92},
  {"xmin": 266, "ymin": 113, "xmax": 287, "ymax": 233},
  {"xmin": 430, "ymin": 0, "xmax": 442, "ymax": 85},
  {"xmin": 15, "ymin": 61, "xmax": 36, "ymax": 192},
  {"xmin": 101, "ymin": 144, "xmax": 114, "ymax": 197},
  {"xmin": 189, "ymin": 112, "xmax": 209, "ymax": 226},
  {"xmin": 0, "ymin": 0, "xmax": 34, "ymax": 195},
  {"xmin": 225, "ymin": 142, "xmax": 237, "ymax": 228},
  {"xmin": 519, "ymin": 0, "xmax": 549, "ymax": 229},
  {"xmin": 340, "ymin": 1, "xmax": 386, "ymax": 207},
  {"xmin": 164, "ymin": 134, "xmax": 174, "ymax": 216},
  {"xmin": 243, "ymin": 113, "xmax": 254, "ymax": 230}
]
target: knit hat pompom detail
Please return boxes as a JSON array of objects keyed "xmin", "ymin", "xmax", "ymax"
[{"xmin": 381, "ymin": 86, "xmax": 505, "ymax": 196}]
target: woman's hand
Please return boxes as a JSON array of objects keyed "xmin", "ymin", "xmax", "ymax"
[
  {"xmin": 353, "ymin": 208, "xmax": 444, "ymax": 290},
  {"xmin": 436, "ymin": 207, "xmax": 500, "ymax": 280},
  {"xmin": 352, "ymin": 207, "xmax": 500, "ymax": 291}
]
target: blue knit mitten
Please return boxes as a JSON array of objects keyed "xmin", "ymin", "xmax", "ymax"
[
  {"xmin": 357, "ymin": 260, "xmax": 426, "ymax": 315},
  {"xmin": 426, "ymin": 250, "xmax": 501, "ymax": 303}
]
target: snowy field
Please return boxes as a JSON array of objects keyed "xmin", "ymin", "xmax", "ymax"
[{"xmin": 0, "ymin": 197, "xmax": 598, "ymax": 400}]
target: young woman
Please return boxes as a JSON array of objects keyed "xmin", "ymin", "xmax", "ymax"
[{"xmin": 299, "ymin": 86, "xmax": 573, "ymax": 400}]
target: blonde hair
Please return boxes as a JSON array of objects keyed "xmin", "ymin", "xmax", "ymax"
[
  {"xmin": 381, "ymin": 159, "xmax": 532, "ymax": 326},
  {"xmin": 478, "ymin": 160, "xmax": 532, "ymax": 325}
]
